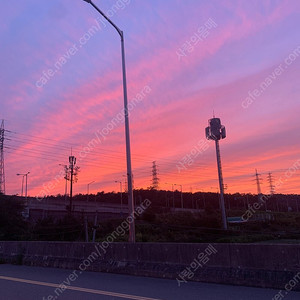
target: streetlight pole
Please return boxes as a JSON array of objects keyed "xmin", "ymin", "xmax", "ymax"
[
  {"xmin": 25, "ymin": 173, "xmax": 28, "ymax": 201},
  {"xmin": 82, "ymin": 0, "xmax": 135, "ymax": 242},
  {"xmin": 87, "ymin": 181, "xmax": 95, "ymax": 202},
  {"xmin": 17, "ymin": 172, "xmax": 30, "ymax": 217},
  {"xmin": 17, "ymin": 172, "xmax": 30, "ymax": 201}
]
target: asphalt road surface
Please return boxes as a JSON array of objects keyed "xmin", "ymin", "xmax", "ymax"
[{"xmin": 0, "ymin": 265, "xmax": 299, "ymax": 300}]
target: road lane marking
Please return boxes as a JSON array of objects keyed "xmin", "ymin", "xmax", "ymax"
[{"xmin": 0, "ymin": 275, "xmax": 163, "ymax": 300}]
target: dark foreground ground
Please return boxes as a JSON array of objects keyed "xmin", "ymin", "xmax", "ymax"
[{"xmin": 0, "ymin": 265, "xmax": 299, "ymax": 300}]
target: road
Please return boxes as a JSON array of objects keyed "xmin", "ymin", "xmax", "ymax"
[{"xmin": 0, "ymin": 265, "xmax": 299, "ymax": 300}]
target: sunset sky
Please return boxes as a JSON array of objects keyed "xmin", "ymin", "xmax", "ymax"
[{"xmin": 1, "ymin": 0, "xmax": 300, "ymax": 197}]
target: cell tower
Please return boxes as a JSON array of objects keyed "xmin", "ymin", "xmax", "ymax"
[
  {"xmin": 152, "ymin": 161, "xmax": 159, "ymax": 190},
  {"xmin": 0, "ymin": 120, "xmax": 5, "ymax": 195},
  {"xmin": 205, "ymin": 117, "xmax": 227, "ymax": 230}
]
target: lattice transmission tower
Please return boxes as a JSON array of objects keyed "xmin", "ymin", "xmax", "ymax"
[{"xmin": 152, "ymin": 161, "xmax": 159, "ymax": 190}]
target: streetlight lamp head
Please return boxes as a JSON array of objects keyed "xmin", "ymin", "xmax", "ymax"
[{"xmin": 83, "ymin": 0, "xmax": 92, "ymax": 3}]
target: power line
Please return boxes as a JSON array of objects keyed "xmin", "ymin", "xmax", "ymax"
[
  {"xmin": 5, "ymin": 137, "xmax": 212, "ymax": 177},
  {"xmin": 6, "ymin": 130, "xmax": 210, "ymax": 166}
]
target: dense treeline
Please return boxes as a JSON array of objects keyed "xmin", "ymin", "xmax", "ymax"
[
  {"xmin": 43, "ymin": 189, "xmax": 300, "ymax": 213},
  {"xmin": 1, "ymin": 192, "xmax": 300, "ymax": 243}
]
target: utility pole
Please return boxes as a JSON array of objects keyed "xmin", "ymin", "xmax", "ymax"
[
  {"xmin": 64, "ymin": 167, "xmax": 68, "ymax": 204},
  {"xmin": 206, "ymin": 117, "xmax": 227, "ymax": 230},
  {"xmin": 69, "ymin": 155, "xmax": 76, "ymax": 213},
  {"xmin": 84, "ymin": 215, "xmax": 89, "ymax": 242},
  {"xmin": 92, "ymin": 212, "xmax": 98, "ymax": 242},
  {"xmin": 0, "ymin": 120, "xmax": 5, "ymax": 195}
]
